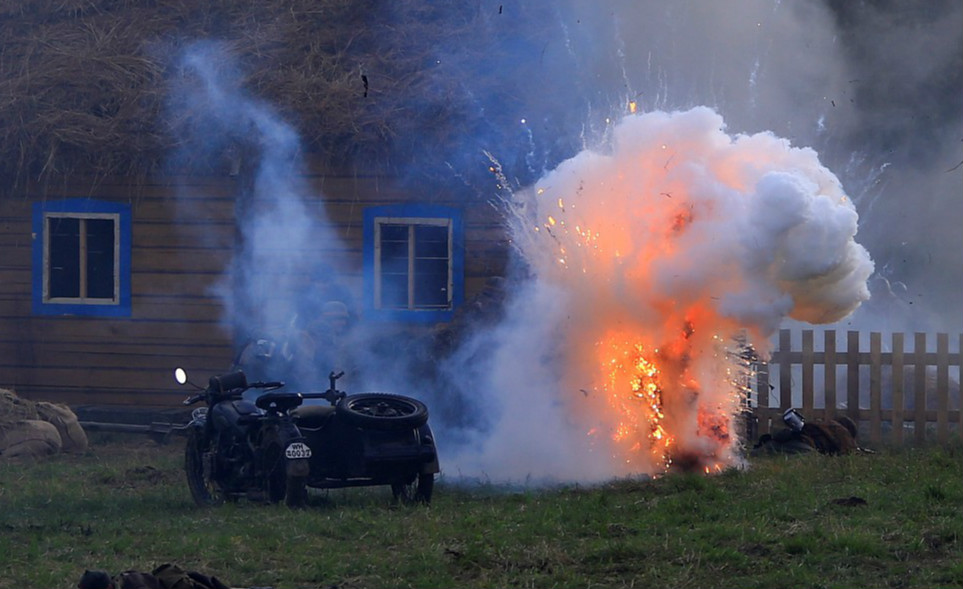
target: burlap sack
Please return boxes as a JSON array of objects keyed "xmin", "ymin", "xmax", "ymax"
[
  {"xmin": 1, "ymin": 388, "xmax": 38, "ymax": 421},
  {"xmin": 0, "ymin": 419, "xmax": 63, "ymax": 458},
  {"xmin": 36, "ymin": 401, "xmax": 88, "ymax": 453}
]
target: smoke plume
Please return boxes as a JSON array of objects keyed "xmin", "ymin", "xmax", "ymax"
[
  {"xmin": 444, "ymin": 107, "xmax": 873, "ymax": 480},
  {"xmin": 425, "ymin": 0, "xmax": 958, "ymax": 481},
  {"xmin": 168, "ymin": 41, "xmax": 345, "ymax": 359}
]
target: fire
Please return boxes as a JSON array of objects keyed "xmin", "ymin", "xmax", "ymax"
[
  {"xmin": 590, "ymin": 321, "xmax": 745, "ymax": 474},
  {"xmin": 598, "ymin": 336, "xmax": 673, "ymax": 470},
  {"xmin": 485, "ymin": 107, "xmax": 871, "ymax": 482}
]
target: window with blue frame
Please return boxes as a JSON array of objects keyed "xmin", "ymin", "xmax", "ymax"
[
  {"xmin": 363, "ymin": 205, "xmax": 463, "ymax": 323},
  {"xmin": 32, "ymin": 199, "xmax": 131, "ymax": 317}
]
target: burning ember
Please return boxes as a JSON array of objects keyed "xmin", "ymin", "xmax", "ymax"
[
  {"xmin": 596, "ymin": 335, "xmax": 671, "ymax": 469},
  {"xmin": 489, "ymin": 106, "xmax": 873, "ymax": 479}
]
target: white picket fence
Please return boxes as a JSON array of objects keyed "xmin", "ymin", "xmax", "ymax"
[{"xmin": 752, "ymin": 330, "xmax": 962, "ymax": 445}]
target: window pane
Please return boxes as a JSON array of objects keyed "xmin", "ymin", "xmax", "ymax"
[
  {"xmin": 379, "ymin": 224, "xmax": 409, "ymax": 308},
  {"xmin": 380, "ymin": 224, "xmax": 409, "ymax": 242},
  {"xmin": 413, "ymin": 258, "xmax": 449, "ymax": 308},
  {"xmin": 414, "ymin": 225, "xmax": 449, "ymax": 258},
  {"xmin": 375, "ymin": 219, "xmax": 454, "ymax": 311},
  {"xmin": 47, "ymin": 217, "xmax": 80, "ymax": 298},
  {"xmin": 380, "ymin": 225, "xmax": 408, "ymax": 263},
  {"xmin": 381, "ymin": 273, "xmax": 408, "ymax": 309},
  {"xmin": 85, "ymin": 218, "xmax": 116, "ymax": 299}
]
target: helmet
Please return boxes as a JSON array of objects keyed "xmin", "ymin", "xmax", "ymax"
[
  {"xmin": 321, "ymin": 300, "xmax": 349, "ymax": 320},
  {"xmin": 782, "ymin": 408, "xmax": 805, "ymax": 432}
]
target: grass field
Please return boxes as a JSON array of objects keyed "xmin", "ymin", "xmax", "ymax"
[{"xmin": 0, "ymin": 434, "xmax": 960, "ymax": 589}]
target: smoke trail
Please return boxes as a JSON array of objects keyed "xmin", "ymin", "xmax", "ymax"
[{"xmin": 168, "ymin": 41, "xmax": 346, "ymax": 378}]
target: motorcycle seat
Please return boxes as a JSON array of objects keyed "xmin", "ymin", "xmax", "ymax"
[{"xmin": 292, "ymin": 404, "xmax": 336, "ymax": 427}]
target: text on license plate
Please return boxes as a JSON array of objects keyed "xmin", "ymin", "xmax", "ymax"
[{"xmin": 285, "ymin": 442, "xmax": 312, "ymax": 459}]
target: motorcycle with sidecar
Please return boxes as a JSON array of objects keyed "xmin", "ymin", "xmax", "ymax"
[{"xmin": 176, "ymin": 368, "xmax": 439, "ymax": 507}]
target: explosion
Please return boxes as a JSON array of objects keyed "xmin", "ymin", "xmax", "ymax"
[{"xmin": 493, "ymin": 106, "xmax": 873, "ymax": 478}]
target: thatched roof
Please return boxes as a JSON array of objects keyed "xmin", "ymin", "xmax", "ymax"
[{"xmin": 1, "ymin": 0, "xmax": 557, "ymax": 190}]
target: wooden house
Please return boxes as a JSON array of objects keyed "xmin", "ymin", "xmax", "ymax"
[
  {"xmin": 0, "ymin": 2, "xmax": 515, "ymax": 408},
  {"xmin": 0, "ymin": 171, "xmax": 508, "ymax": 407}
]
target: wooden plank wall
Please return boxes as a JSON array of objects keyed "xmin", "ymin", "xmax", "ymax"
[
  {"xmin": 754, "ymin": 329, "xmax": 962, "ymax": 446},
  {"xmin": 299, "ymin": 171, "xmax": 509, "ymax": 299},
  {"xmin": 1, "ymin": 170, "xmax": 510, "ymax": 408},
  {"xmin": 0, "ymin": 176, "xmax": 239, "ymax": 406}
]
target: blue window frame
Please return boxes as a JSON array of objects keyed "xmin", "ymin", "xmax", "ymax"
[
  {"xmin": 32, "ymin": 199, "xmax": 131, "ymax": 317},
  {"xmin": 363, "ymin": 205, "xmax": 463, "ymax": 323}
]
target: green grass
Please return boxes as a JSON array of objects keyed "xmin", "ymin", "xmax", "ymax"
[{"xmin": 1, "ymin": 435, "xmax": 961, "ymax": 589}]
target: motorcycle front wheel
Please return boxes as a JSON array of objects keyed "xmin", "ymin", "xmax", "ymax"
[
  {"xmin": 185, "ymin": 429, "xmax": 226, "ymax": 507},
  {"xmin": 259, "ymin": 430, "xmax": 308, "ymax": 509},
  {"xmin": 391, "ymin": 473, "xmax": 434, "ymax": 505},
  {"xmin": 285, "ymin": 475, "xmax": 308, "ymax": 508}
]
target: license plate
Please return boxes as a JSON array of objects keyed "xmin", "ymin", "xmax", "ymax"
[{"xmin": 285, "ymin": 442, "xmax": 312, "ymax": 459}]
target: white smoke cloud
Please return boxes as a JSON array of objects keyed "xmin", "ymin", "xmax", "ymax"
[
  {"xmin": 435, "ymin": 0, "xmax": 960, "ymax": 482},
  {"xmin": 443, "ymin": 106, "xmax": 873, "ymax": 481}
]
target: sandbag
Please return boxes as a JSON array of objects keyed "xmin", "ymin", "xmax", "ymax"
[
  {"xmin": 1, "ymin": 387, "xmax": 87, "ymax": 458},
  {"xmin": 152, "ymin": 563, "xmax": 230, "ymax": 589},
  {"xmin": 36, "ymin": 401, "xmax": 88, "ymax": 453},
  {"xmin": 0, "ymin": 419, "xmax": 63, "ymax": 458},
  {"xmin": 78, "ymin": 565, "xmax": 229, "ymax": 589},
  {"xmin": 1, "ymin": 388, "xmax": 39, "ymax": 421}
]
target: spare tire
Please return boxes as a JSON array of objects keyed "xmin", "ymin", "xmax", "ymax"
[{"xmin": 337, "ymin": 393, "xmax": 428, "ymax": 431}]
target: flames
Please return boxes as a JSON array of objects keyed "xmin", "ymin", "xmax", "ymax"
[
  {"xmin": 589, "ymin": 322, "xmax": 746, "ymax": 475},
  {"xmin": 597, "ymin": 336, "xmax": 672, "ymax": 470},
  {"xmin": 524, "ymin": 148, "xmax": 749, "ymax": 475},
  {"xmin": 485, "ymin": 107, "xmax": 870, "ymax": 482}
]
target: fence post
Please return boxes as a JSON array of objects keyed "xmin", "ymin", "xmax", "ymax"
[
  {"xmin": 824, "ymin": 330, "xmax": 837, "ymax": 421},
  {"xmin": 870, "ymin": 332, "xmax": 882, "ymax": 444},
  {"xmin": 915, "ymin": 332, "xmax": 927, "ymax": 444},
  {"xmin": 847, "ymin": 331, "xmax": 860, "ymax": 424},
  {"xmin": 802, "ymin": 330, "xmax": 814, "ymax": 418},
  {"xmin": 755, "ymin": 351, "xmax": 771, "ymax": 436},
  {"xmin": 749, "ymin": 329, "xmax": 959, "ymax": 447},
  {"xmin": 780, "ymin": 329, "xmax": 792, "ymax": 413},
  {"xmin": 892, "ymin": 332, "xmax": 905, "ymax": 445},
  {"xmin": 936, "ymin": 333, "xmax": 949, "ymax": 444}
]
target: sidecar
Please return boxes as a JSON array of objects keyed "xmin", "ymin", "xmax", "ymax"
[{"xmin": 292, "ymin": 392, "xmax": 439, "ymax": 503}]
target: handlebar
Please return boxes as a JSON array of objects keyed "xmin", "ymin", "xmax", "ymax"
[
  {"xmin": 183, "ymin": 393, "xmax": 206, "ymax": 406},
  {"xmin": 301, "ymin": 388, "xmax": 346, "ymax": 405},
  {"xmin": 180, "ymin": 371, "xmax": 285, "ymax": 405}
]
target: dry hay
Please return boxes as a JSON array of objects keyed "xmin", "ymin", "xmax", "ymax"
[
  {"xmin": 0, "ymin": 0, "xmax": 554, "ymax": 192},
  {"xmin": 0, "ymin": 387, "xmax": 88, "ymax": 458}
]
